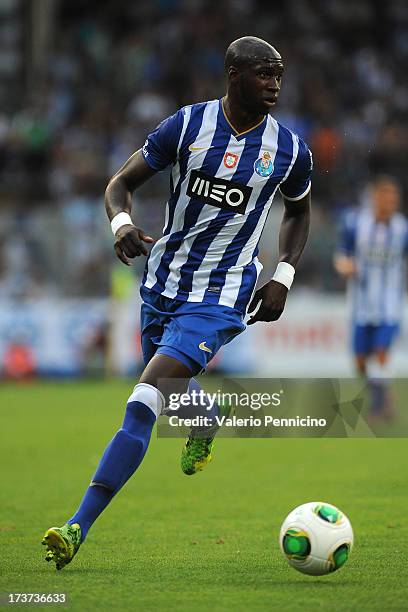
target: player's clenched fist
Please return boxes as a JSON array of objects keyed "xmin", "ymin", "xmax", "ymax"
[
  {"xmin": 114, "ymin": 225, "xmax": 154, "ymax": 266},
  {"xmin": 247, "ymin": 279, "xmax": 288, "ymax": 325}
]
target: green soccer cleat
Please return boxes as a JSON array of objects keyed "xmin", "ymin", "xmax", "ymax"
[
  {"xmin": 41, "ymin": 523, "xmax": 82, "ymax": 570},
  {"xmin": 180, "ymin": 403, "xmax": 231, "ymax": 476},
  {"xmin": 181, "ymin": 434, "xmax": 215, "ymax": 475}
]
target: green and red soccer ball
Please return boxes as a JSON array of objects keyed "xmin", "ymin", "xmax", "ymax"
[{"xmin": 279, "ymin": 502, "xmax": 353, "ymax": 575}]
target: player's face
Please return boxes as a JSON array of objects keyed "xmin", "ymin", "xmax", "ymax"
[
  {"xmin": 372, "ymin": 181, "xmax": 401, "ymax": 220},
  {"xmin": 238, "ymin": 60, "xmax": 284, "ymax": 115}
]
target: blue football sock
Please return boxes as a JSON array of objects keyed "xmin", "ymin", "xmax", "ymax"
[
  {"xmin": 368, "ymin": 380, "xmax": 387, "ymax": 415},
  {"xmin": 68, "ymin": 486, "xmax": 114, "ymax": 541},
  {"xmin": 68, "ymin": 383, "xmax": 162, "ymax": 541}
]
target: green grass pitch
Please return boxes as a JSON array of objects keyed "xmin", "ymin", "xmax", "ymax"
[{"xmin": 1, "ymin": 379, "xmax": 407, "ymax": 611}]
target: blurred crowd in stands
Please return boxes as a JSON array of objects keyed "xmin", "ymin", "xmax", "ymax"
[{"xmin": 1, "ymin": 0, "xmax": 407, "ymax": 298}]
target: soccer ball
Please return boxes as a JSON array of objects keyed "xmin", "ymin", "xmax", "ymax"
[{"xmin": 279, "ymin": 502, "xmax": 353, "ymax": 575}]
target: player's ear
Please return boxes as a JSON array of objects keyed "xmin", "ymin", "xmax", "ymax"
[{"xmin": 227, "ymin": 66, "xmax": 239, "ymax": 81}]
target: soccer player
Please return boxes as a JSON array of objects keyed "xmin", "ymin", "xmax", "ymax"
[
  {"xmin": 42, "ymin": 36, "xmax": 312, "ymax": 569},
  {"xmin": 334, "ymin": 175, "xmax": 408, "ymax": 420}
]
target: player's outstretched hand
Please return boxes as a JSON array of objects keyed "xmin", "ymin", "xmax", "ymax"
[
  {"xmin": 114, "ymin": 225, "xmax": 154, "ymax": 266},
  {"xmin": 247, "ymin": 280, "xmax": 288, "ymax": 325},
  {"xmin": 333, "ymin": 254, "xmax": 356, "ymax": 278}
]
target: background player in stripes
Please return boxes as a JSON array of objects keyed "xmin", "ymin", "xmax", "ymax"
[
  {"xmin": 334, "ymin": 175, "xmax": 408, "ymax": 421},
  {"xmin": 42, "ymin": 36, "xmax": 312, "ymax": 569}
]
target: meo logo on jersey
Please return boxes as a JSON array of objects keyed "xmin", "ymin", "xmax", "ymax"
[{"xmin": 187, "ymin": 170, "xmax": 252, "ymax": 214}]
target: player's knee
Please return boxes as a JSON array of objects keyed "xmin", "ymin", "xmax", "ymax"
[
  {"xmin": 126, "ymin": 382, "xmax": 165, "ymax": 421},
  {"xmin": 367, "ymin": 358, "xmax": 392, "ymax": 383},
  {"xmin": 375, "ymin": 350, "xmax": 388, "ymax": 366},
  {"xmin": 138, "ymin": 378, "xmax": 189, "ymax": 410},
  {"xmin": 139, "ymin": 354, "xmax": 192, "ymax": 396}
]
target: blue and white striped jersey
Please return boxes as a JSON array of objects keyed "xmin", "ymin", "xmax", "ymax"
[
  {"xmin": 339, "ymin": 207, "xmax": 408, "ymax": 325},
  {"xmin": 141, "ymin": 98, "xmax": 312, "ymax": 313}
]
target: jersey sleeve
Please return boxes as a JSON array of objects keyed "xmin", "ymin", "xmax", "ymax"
[
  {"xmin": 279, "ymin": 137, "xmax": 313, "ymax": 201},
  {"xmin": 338, "ymin": 211, "xmax": 356, "ymax": 256},
  {"xmin": 141, "ymin": 109, "xmax": 184, "ymax": 171}
]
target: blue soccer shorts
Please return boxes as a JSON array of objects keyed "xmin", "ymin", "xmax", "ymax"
[
  {"xmin": 352, "ymin": 323, "xmax": 400, "ymax": 355},
  {"xmin": 140, "ymin": 286, "xmax": 246, "ymax": 375}
]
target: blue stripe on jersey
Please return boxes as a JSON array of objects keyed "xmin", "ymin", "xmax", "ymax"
[
  {"xmin": 147, "ymin": 104, "xmax": 206, "ymax": 290},
  {"xmin": 234, "ymin": 261, "xmax": 258, "ymax": 312},
  {"xmin": 175, "ymin": 119, "xmax": 269, "ymax": 300},
  {"xmin": 380, "ymin": 222, "xmax": 394, "ymax": 321},
  {"xmin": 142, "ymin": 256, "xmax": 148, "ymax": 284},
  {"xmin": 359, "ymin": 217, "xmax": 370, "ymax": 292},
  {"xmin": 203, "ymin": 123, "xmax": 294, "ymax": 305},
  {"xmin": 356, "ymin": 218, "xmax": 376, "ymax": 320},
  {"xmin": 142, "ymin": 104, "xmax": 206, "ymax": 286},
  {"xmin": 164, "ymin": 104, "xmax": 206, "ymax": 235},
  {"xmin": 151, "ymin": 102, "xmax": 229, "ymax": 293}
]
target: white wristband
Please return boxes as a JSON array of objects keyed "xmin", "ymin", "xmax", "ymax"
[
  {"xmin": 111, "ymin": 212, "xmax": 134, "ymax": 236},
  {"xmin": 272, "ymin": 261, "xmax": 295, "ymax": 290}
]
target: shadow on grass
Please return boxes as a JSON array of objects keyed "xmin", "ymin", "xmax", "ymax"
[
  {"xmin": 30, "ymin": 548, "xmax": 357, "ymax": 588},
  {"xmin": 38, "ymin": 565, "xmax": 356, "ymax": 589}
]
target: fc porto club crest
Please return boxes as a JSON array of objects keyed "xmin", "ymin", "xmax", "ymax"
[
  {"xmin": 223, "ymin": 151, "xmax": 239, "ymax": 169},
  {"xmin": 254, "ymin": 151, "xmax": 274, "ymax": 177}
]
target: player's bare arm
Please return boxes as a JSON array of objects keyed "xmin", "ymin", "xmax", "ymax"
[
  {"xmin": 105, "ymin": 150, "xmax": 156, "ymax": 266},
  {"xmin": 248, "ymin": 191, "xmax": 311, "ymax": 325}
]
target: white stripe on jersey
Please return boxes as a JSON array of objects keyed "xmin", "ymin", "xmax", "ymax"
[{"xmin": 170, "ymin": 104, "xmax": 192, "ymax": 193}]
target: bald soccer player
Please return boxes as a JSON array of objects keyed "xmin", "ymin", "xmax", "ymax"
[{"xmin": 42, "ymin": 36, "xmax": 312, "ymax": 569}]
